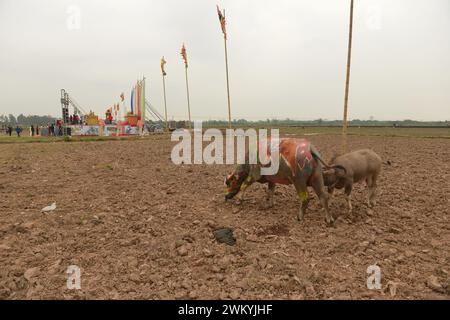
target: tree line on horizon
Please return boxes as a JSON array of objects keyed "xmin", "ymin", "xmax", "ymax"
[
  {"xmin": 0, "ymin": 114, "xmax": 57, "ymax": 126},
  {"xmin": 0, "ymin": 114, "xmax": 448, "ymax": 127}
]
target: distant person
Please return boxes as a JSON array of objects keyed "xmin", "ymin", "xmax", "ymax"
[
  {"xmin": 50, "ymin": 124, "xmax": 55, "ymax": 136},
  {"xmin": 15, "ymin": 126, "xmax": 22, "ymax": 137},
  {"xmin": 31, "ymin": 125, "xmax": 35, "ymax": 137},
  {"xmin": 36, "ymin": 125, "xmax": 40, "ymax": 136},
  {"xmin": 8, "ymin": 126, "xmax": 13, "ymax": 136}
]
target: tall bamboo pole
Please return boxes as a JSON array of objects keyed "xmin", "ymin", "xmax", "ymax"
[
  {"xmin": 162, "ymin": 74, "xmax": 168, "ymax": 130},
  {"xmin": 184, "ymin": 66, "xmax": 192, "ymax": 129},
  {"xmin": 224, "ymin": 33, "xmax": 232, "ymax": 129},
  {"xmin": 217, "ymin": 8, "xmax": 232, "ymax": 129},
  {"xmin": 342, "ymin": 0, "xmax": 354, "ymax": 153}
]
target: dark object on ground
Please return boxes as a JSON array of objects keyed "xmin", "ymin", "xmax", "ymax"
[{"xmin": 213, "ymin": 228, "xmax": 236, "ymax": 246}]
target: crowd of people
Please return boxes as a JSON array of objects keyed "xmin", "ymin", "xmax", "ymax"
[
  {"xmin": 5, "ymin": 126, "xmax": 23, "ymax": 137},
  {"xmin": 3, "ymin": 123, "xmax": 64, "ymax": 137},
  {"xmin": 69, "ymin": 114, "xmax": 83, "ymax": 125}
]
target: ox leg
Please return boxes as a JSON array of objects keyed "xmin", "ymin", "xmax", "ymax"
[
  {"xmin": 328, "ymin": 186, "xmax": 335, "ymax": 201},
  {"xmin": 293, "ymin": 180, "xmax": 309, "ymax": 222},
  {"xmin": 328, "ymin": 186, "xmax": 335, "ymax": 196},
  {"xmin": 344, "ymin": 183, "xmax": 353, "ymax": 213},
  {"xmin": 266, "ymin": 182, "xmax": 275, "ymax": 208},
  {"xmin": 236, "ymin": 176, "xmax": 254, "ymax": 204},
  {"xmin": 311, "ymin": 174, "xmax": 334, "ymax": 226},
  {"xmin": 367, "ymin": 174, "xmax": 378, "ymax": 207}
]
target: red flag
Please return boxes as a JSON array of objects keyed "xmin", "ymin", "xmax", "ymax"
[
  {"xmin": 216, "ymin": 5, "xmax": 227, "ymax": 39},
  {"xmin": 181, "ymin": 43, "xmax": 188, "ymax": 68}
]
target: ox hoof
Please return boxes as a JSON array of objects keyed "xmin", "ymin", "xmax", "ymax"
[
  {"xmin": 263, "ymin": 201, "xmax": 274, "ymax": 209},
  {"xmin": 325, "ymin": 216, "xmax": 335, "ymax": 226},
  {"xmin": 367, "ymin": 201, "xmax": 376, "ymax": 208}
]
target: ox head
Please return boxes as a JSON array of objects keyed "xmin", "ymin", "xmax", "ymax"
[
  {"xmin": 224, "ymin": 165, "xmax": 249, "ymax": 200},
  {"xmin": 322, "ymin": 165, "xmax": 347, "ymax": 187}
]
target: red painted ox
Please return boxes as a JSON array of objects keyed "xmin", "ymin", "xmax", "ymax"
[{"xmin": 224, "ymin": 138, "xmax": 345, "ymax": 225}]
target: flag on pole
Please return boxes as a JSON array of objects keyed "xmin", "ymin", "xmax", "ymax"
[
  {"xmin": 161, "ymin": 56, "xmax": 167, "ymax": 76},
  {"xmin": 181, "ymin": 44, "xmax": 188, "ymax": 68},
  {"xmin": 216, "ymin": 5, "xmax": 227, "ymax": 39}
]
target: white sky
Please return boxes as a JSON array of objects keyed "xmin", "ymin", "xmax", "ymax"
[{"xmin": 0, "ymin": 0, "xmax": 449, "ymax": 121}]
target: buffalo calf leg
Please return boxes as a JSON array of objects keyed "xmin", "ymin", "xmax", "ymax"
[
  {"xmin": 367, "ymin": 175, "xmax": 378, "ymax": 207},
  {"xmin": 328, "ymin": 186, "xmax": 335, "ymax": 199},
  {"xmin": 344, "ymin": 184, "xmax": 353, "ymax": 213}
]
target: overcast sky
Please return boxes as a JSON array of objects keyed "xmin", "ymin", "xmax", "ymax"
[{"xmin": 0, "ymin": 0, "xmax": 449, "ymax": 121}]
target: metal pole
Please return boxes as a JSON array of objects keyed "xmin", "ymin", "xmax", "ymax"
[{"xmin": 342, "ymin": 0, "xmax": 354, "ymax": 153}]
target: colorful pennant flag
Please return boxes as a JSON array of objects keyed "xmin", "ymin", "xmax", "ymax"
[
  {"xmin": 161, "ymin": 56, "xmax": 167, "ymax": 76},
  {"xmin": 181, "ymin": 44, "xmax": 188, "ymax": 68},
  {"xmin": 216, "ymin": 5, "xmax": 227, "ymax": 39}
]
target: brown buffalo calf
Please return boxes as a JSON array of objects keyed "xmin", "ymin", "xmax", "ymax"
[{"xmin": 322, "ymin": 149, "xmax": 383, "ymax": 213}]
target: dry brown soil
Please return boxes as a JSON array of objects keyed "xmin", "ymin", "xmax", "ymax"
[{"xmin": 0, "ymin": 134, "xmax": 449, "ymax": 299}]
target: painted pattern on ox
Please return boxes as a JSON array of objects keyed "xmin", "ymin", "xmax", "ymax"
[{"xmin": 256, "ymin": 138, "xmax": 314, "ymax": 185}]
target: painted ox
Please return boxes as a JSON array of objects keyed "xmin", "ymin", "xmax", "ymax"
[{"xmin": 224, "ymin": 138, "xmax": 345, "ymax": 225}]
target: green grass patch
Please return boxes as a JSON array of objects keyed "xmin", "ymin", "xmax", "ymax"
[{"xmin": 0, "ymin": 126, "xmax": 449, "ymax": 144}]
